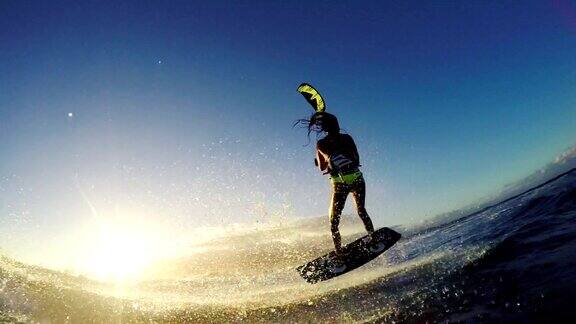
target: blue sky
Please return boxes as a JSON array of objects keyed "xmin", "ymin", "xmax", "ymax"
[{"xmin": 1, "ymin": 0, "xmax": 576, "ymax": 248}]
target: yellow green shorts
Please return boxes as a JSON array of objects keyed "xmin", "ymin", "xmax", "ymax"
[{"xmin": 330, "ymin": 171, "xmax": 363, "ymax": 185}]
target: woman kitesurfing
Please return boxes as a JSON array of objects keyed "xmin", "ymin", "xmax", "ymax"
[{"xmin": 295, "ymin": 83, "xmax": 375, "ymax": 259}]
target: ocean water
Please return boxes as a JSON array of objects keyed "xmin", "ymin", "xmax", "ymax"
[{"xmin": 1, "ymin": 169, "xmax": 576, "ymax": 323}]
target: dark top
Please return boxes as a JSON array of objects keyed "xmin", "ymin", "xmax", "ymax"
[{"xmin": 316, "ymin": 133, "xmax": 360, "ymax": 176}]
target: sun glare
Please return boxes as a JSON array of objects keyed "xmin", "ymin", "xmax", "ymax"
[
  {"xmin": 83, "ymin": 226, "xmax": 151, "ymax": 281},
  {"xmin": 44, "ymin": 208, "xmax": 221, "ymax": 284},
  {"xmin": 74, "ymin": 220, "xmax": 178, "ymax": 283}
]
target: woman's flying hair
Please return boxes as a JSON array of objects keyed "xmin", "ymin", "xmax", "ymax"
[{"xmin": 293, "ymin": 112, "xmax": 340, "ymax": 145}]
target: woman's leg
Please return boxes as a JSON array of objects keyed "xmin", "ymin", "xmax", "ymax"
[
  {"xmin": 352, "ymin": 177, "xmax": 375, "ymax": 234},
  {"xmin": 330, "ymin": 183, "xmax": 349, "ymax": 254}
]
